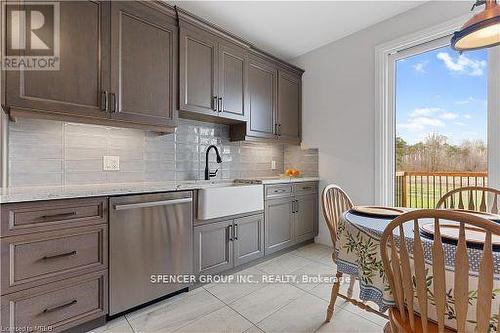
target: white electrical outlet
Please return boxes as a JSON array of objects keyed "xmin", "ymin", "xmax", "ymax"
[
  {"xmin": 271, "ymin": 160, "xmax": 277, "ymax": 170},
  {"xmin": 103, "ymin": 155, "xmax": 120, "ymax": 171}
]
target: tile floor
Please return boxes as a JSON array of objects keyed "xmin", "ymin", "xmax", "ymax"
[{"xmin": 90, "ymin": 243, "xmax": 386, "ymax": 333}]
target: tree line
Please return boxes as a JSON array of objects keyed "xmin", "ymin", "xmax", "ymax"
[{"xmin": 396, "ymin": 133, "xmax": 487, "ymax": 172}]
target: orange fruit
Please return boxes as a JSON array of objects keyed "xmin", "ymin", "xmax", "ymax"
[{"xmin": 292, "ymin": 169, "xmax": 300, "ymax": 177}]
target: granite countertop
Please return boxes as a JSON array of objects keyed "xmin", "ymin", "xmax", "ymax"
[
  {"xmin": 0, "ymin": 177, "xmax": 319, "ymax": 204},
  {"xmin": 235, "ymin": 176, "xmax": 320, "ymax": 185}
]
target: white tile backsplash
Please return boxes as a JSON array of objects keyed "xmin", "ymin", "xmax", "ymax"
[{"xmin": 7, "ymin": 118, "xmax": 317, "ymax": 187}]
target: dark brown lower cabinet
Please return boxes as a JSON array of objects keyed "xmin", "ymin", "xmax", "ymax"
[
  {"xmin": 264, "ymin": 197, "xmax": 295, "ymax": 255},
  {"xmin": 234, "ymin": 214, "xmax": 265, "ymax": 266},
  {"xmin": 193, "ymin": 213, "xmax": 264, "ymax": 275},
  {"xmin": 0, "ymin": 270, "xmax": 107, "ymax": 333},
  {"xmin": 0, "ymin": 198, "xmax": 109, "ymax": 333},
  {"xmin": 264, "ymin": 183, "xmax": 319, "ymax": 255},
  {"xmin": 193, "ymin": 219, "xmax": 234, "ymax": 275},
  {"xmin": 294, "ymin": 193, "xmax": 318, "ymax": 243}
]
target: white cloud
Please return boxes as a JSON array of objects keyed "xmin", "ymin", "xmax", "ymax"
[
  {"xmin": 440, "ymin": 112, "xmax": 459, "ymax": 120},
  {"xmin": 464, "ymin": 114, "xmax": 473, "ymax": 119},
  {"xmin": 454, "ymin": 121, "xmax": 466, "ymax": 126},
  {"xmin": 412, "ymin": 61, "xmax": 428, "ymax": 73},
  {"xmin": 456, "ymin": 97, "xmax": 487, "ymax": 105},
  {"xmin": 437, "ymin": 52, "xmax": 486, "ymax": 76},
  {"xmin": 398, "ymin": 116, "xmax": 445, "ymax": 132},
  {"xmin": 409, "ymin": 107, "xmax": 441, "ymax": 117}
]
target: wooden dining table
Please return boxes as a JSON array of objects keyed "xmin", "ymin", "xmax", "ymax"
[{"xmin": 335, "ymin": 208, "xmax": 500, "ymax": 331}]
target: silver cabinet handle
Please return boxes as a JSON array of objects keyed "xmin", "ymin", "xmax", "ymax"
[
  {"xmin": 218, "ymin": 97, "xmax": 223, "ymax": 113},
  {"xmin": 234, "ymin": 224, "xmax": 238, "ymax": 240},
  {"xmin": 213, "ymin": 96, "xmax": 218, "ymax": 112},
  {"xmin": 40, "ymin": 212, "xmax": 76, "ymax": 219},
  {"xmin": 110, "ymin": 93, "xmax": 117, "ymax": 113},
  {"xmin": 42, "ymin": 250, "xmax": 77, "ymax": 260},
  {"xmin": 100, "ymin": 91, "xmax": 108, "ymax": 111},
  {"xmin": 114, "ymin": 198, "xmax": 192, "ymax": 211},
  {"xmin": 228, "ymin": 225, "xmax": 233, "ymax": 241},
  {"xmin": 43, "ymin": 299, "xmax": 77, "ymax": 314}
]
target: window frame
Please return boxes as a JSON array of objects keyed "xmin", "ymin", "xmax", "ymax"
[{"xmin": 374, "ymin": 15, "xmax": 500, "ymax": 205}]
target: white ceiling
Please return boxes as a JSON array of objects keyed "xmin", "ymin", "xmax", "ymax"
[{"xmin": 169, "ymin": 1, "xmax": 425, "ymax": 60}]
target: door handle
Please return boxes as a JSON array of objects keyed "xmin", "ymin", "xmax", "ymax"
[
  {"xmin": 114, "ymin": 198, "xmax": 192, "ymax": 211},
  {"xmin": 295, "ymin": 200, "xmax": 299, "ymax": 213},
  {"xmin": 218, "ymin": 97, "xmax": 223, "ymax": 113},
  {"xmin": 228, "ymin": 225, "xmax": 233, "ymax": 241},
  {"xmin": 42, "ymin": 300, "xmax": 77, "ymax": 314},
  {"xmin": 274, "ymin": 123, "xmax": 278, "ymax": 135},
  {"xmin": 41, "ymin": 250, "xmax": 77, "ymax": 260},
  {"xmin": 40, "ymin": 211, "xmax": 76, "ymax": 219},
  {"xmin": 100, "ymin": 91, "xmax": 108, "ymax": 111},
  {"xmin": 278, "ymin": 124, "xmax": 282, "ymax": 136},
  {"xmin": 110, "ymin": 93, "xmax": 117, "ymax": 113},
  {"xmin": 213, "ymin": 96, "xmax": 218, "ymax": 112},
  {"xmin": 234, "ymin": 224, "xmax": 238, "ymax": 240}
]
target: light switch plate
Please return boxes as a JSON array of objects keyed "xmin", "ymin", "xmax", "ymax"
[
  {"xmin": 271, "ymin": 160, "xmax": 277, "ymax": 170},
  {"xmin": 103, "ymin": 155, "xmax": 120, "ymax": 171}
]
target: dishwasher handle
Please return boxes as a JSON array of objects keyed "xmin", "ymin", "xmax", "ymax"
[{"xmin": 114, "ymin": 197, "xmax": 192, "ymax": 211}]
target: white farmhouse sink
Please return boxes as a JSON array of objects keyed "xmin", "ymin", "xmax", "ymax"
[{"xmin": 197, "ymin": 184, "xmax": 263, "ymax": 220}]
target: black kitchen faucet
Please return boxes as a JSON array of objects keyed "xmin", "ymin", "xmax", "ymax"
[{"xmin": 204, "ymin": 145, "xmax": 222, "ymax": 180}]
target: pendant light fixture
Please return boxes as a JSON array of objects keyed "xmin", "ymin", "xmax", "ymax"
[{"xmin": 451, "ymin": 0, "xmax": 500, "ymax": 51}]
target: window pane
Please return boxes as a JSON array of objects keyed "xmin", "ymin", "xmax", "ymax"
[{"xmin": 394, "ymin": 45, "xmax": 488, "ymax": 208}]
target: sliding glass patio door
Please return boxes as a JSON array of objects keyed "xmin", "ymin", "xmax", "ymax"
[{"xmin": 389, "ymin": 36, "xmax": 499, "ymax": 208}]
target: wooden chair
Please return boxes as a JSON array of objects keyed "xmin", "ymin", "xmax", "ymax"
[
  {"xmin": 380, "ymin": 209, "xmax": 500, "ymax": 333},
  {"xmin": 321, "ymin": 184, "xmax": 356, "ymax": 321},
  {"xmin": 436, "ymin": 186, "xmax": 499, "ymax": 214}
]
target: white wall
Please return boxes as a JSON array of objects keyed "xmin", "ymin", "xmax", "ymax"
[{"xmin": 293, "ymin": 1, "xmax": 471, "ymax": 246}]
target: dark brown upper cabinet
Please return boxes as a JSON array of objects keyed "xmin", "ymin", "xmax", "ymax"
[
  {"xmin": 178, "ymin": 11, "xmax": 248, "ymax": 124},
  {"xmin": 231, "ymin": 52, "xmax": 302, "ymax": 144},
  {"xmin": 179, "ymin": 25, "xmax": 219, "ymax": 117},
  {"xmin": 3, "ymin": 1, "xmax": 177, "ymax": 133},
  {"xmin": 244, "ymin": 53, "xmax": 277, "ymax": 139},
  {"xmin": 277, "ymin": 69, "xmax": 301, "ymax": 144},
  {"xmin": 218, "ymin": 42, "xmax": 247, "ymax": 121},
  {"xmin": 110, "ymin": 2, "xmax": 177, "ymax": 129},
  {"xmin": 5, "ymin": 1, "xmax": 110, "ymax": 121}
]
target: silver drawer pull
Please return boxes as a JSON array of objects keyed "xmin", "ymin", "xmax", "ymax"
[
  {"xmin": 114, "ymin": 198, "xmax": 192, "ymax": 211},
  {"xmin": 40, "ymin": 212, "xmax": 76, "ymax": 219},
  {"xmin": 301, "ymin": 186, "xmax": 312, "ymax": 190},
  {"xmin": 42, "ymin": 250, "xmax": 77, "ymax": 260},
  {"xmin": 42, "ymin": 299, "xmax": 77, "ymax": 314}
]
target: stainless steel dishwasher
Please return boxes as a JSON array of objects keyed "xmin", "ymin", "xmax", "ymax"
[{"xmin": 109, "ymin": 191, "xmax": 193, "ymax": 315}]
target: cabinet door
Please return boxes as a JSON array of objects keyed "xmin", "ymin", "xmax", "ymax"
[
  {"xmin": 110, "ymin": 2, "xmax": 177, "ymax": 127},
  {"xmin": 218, "ymin": 42, "xmax": 247, "ymax": 121},
  {"xmin": 5, "ymin": 1, "xmax": 110, "ymax": 119},
  {"xmin": 179, "ymin": 26, "xmax": 218, "ymax": 116},
  {"xmin": 277, "ymin": 70, "xmax": 301, "ymax": 143},
  {"xmin": 265, "ymin": 198, "xmax": 294, "ymax": 255},
  {"xmin": 246, "ymin": 56, "xmax": 277, "ymax": 139},
  {"xmin": 234, "ymin": 214, "xmax": 264, "ymax": 266},
  {"xmin": 193, "ymin": 220, "xmax": 233, "ymax": 275},
  {"xmin": 294, "ymin": 194, "xmax": 318, "ymax": 243}
]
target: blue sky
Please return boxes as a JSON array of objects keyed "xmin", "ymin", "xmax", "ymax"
[{"xmin": 396, "ymin": 45, "xmax": 488, "ymax": 145}]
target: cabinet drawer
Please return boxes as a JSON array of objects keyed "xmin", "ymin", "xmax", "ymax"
[
  {"xmin": 1, "ymin": 270, "xmax": 107, "ymax": 333},
  {"xmin": 1, "ymin": 197, "xmax": 107, "ymax": 237},
  {"xmin": 265, "ymin": 184, "xmax": 293, "ymax": 199},
  {"xmin": 293, "ymin": 182, "xmax": 318, "ymax": 195},
  {"xmin": 1, "ymin": 225, "xmax": 107, "ymax": 294}
]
